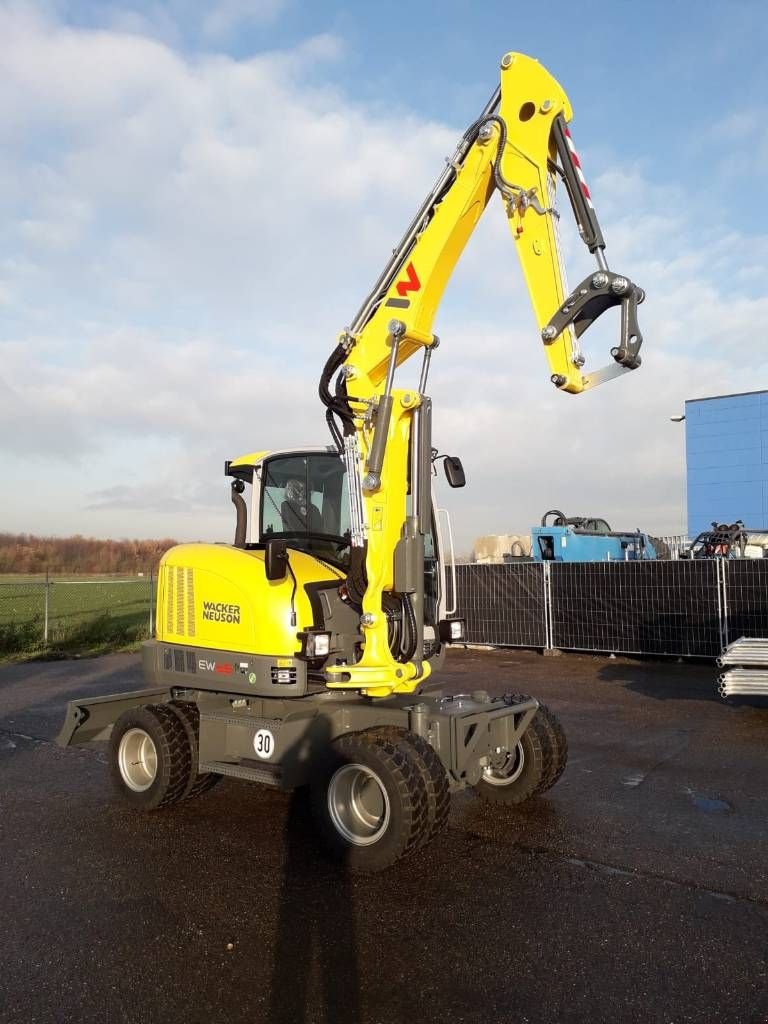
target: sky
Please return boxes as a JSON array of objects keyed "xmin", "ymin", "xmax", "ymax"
[{"xmin": 2, "ymin": 0, "xmax": 768, "ymax": 554}]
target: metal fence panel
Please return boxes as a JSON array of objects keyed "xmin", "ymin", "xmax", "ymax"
[
  {"xmin": 0, "ymin": 575, "xmax": 154, "ymax": 656},
  {"xmin": 454, "ymin": 563, "xmax": 548, "ymax": 648},
  {"xmin": 0, "ymin": 582, "xmax": 47, "ymax": 654},
  {"xmin": 549, "ymin": 560, "xmax": 722, "ymax": 657},
  {"xmin": 722, "ymin": 560, "xmax": 768, "ymax": 644},
  {"xmin": 7, "ymin": 561, "xmax": 768, "ymax": 661},
  {"xmin": 47, "ymin": 579, "xmax": 152, "ymax": 644}
]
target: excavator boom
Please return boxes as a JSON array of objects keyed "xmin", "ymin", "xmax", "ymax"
[{"xmin": 319, "ymin": 52, "xmax": 645, "ymax": 696}]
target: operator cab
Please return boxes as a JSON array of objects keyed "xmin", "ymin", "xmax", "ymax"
[
  {"xmin": 225, "ymin": 448, "xmax": 350, "ymax": 568},
  {"xmin": 260, "ymin": 452, "xmax": 352, "ymax": 570},
  {"xmin": 226, "ymin": 446, "xmax": 462, "ymax": 629}
]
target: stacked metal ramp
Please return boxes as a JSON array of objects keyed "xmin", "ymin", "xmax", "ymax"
[{"xmin": 718, "ymin": 638, "xmax": 768, "ymax": 697}]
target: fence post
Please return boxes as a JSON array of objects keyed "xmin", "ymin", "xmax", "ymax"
[
  {"xmin": 718, "ymin": 558, "xmax": 728, "ymax": 650},
  {"xmin": 543, "ymin": 561, "xmax": 553, "ymax": 651},
  {"xmin": 149, "ymin": 568, "xmax": 154, "ymax": 637},
  {"xmin": 44, "ymin": 569, "xmax": 49, "ymax": 646}
]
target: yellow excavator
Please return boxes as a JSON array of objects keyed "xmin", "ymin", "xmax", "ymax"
[{"xmin": 59, "ymin": 53, "xmax": 644, "ymax": 871}]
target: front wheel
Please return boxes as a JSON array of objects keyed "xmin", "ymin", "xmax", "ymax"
[
  {"xmin": 473, "ymin": 713, "xmax": 552, "ymax": 806},
  {"xmin": 310, "ymin": 730, "xmax": 429, "ymax": 873},
  {"xmin": 534, "ymin": 702, "xmax": 568, "ymax": 793}
]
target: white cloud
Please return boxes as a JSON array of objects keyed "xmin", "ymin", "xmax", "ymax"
[
  {"xmin": 1, "ymin": 4, "xmax": 767, "ymax": 552},
  {"xmin": 202, "ymin": 0, "xmax": 290, "ymax": 39}
]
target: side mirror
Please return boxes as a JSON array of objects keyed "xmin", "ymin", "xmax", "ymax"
[
  {"xmin": 443, "ymin": 456, "xmax": 466, "ymax": 488},
  {"xmin": 265, "ymin": 538, "xmax": 289, "ymax": 581}
]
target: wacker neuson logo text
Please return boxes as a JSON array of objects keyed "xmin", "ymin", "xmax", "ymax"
[{"xmin": 202, "ymin": 601, "xmax": 241, "ymax": 624}]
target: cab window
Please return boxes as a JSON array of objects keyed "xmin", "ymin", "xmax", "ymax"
[{"xmin": 260, "ymin": 453, "xmax": 350, "ymax": 566}]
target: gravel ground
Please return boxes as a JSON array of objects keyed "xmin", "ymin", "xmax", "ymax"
[{"xmin": 0, "ymin": 647, "xmax": 766, "ymax": 1024}]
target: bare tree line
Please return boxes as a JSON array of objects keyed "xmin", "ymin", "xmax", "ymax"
[{"xmin": 0, "ymin": 533, "xmax": 178, "ymax": 575}]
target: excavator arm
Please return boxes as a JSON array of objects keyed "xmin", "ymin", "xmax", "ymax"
[{"xmin": 318, "ymin": 52, "xmax": 645, "ymax": 697}]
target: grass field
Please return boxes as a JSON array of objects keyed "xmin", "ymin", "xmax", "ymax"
[{"xmin": 0, "ymin": 575, "xmax": 153, "ymax": 659}]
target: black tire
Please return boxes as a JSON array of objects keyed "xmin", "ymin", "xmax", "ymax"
[
  {"xmin": 109, "ymin": 704, "xmax": 192, "ymax": 810},
  {"xmin": 369, "ymin": 728, "xmax": 451, "ymax": 849},
  {"xmin": 310, "ymin": 729, "xmax": 429, "ymax": 873},
  {"xmin": 186, "ymin": 772, "xmax": 222, "ymax": 799},
  {"xmin": 168, "ymin": 701, "xmax": 223, "ymax": 800},
  {"xmin": 473, "ymin": 710, "xmax": 553, "ymax": 807},
  {"xmin": 533, "ymin": 702, "xmax": 568, "ymax": 793}
]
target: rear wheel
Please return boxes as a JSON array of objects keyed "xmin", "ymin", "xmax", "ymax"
[
  {"xmin": 109, "ymin": 704, "xmax": 191, "ymax": 810},
  {"xmin": 310, "ymin": 730, "xmax": 429, "ymax": 873},
  {"xmin": 168, "ymin": 701, "xmax": 222, "ymax": 800},
  {"xmin": 473, "ymin": 711, "xmax": 552, "ymax": 806}
]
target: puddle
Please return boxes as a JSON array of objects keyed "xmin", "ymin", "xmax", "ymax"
[{"xmin": 688, "ymin": 791, "xmax": 732, "ymax": 814}]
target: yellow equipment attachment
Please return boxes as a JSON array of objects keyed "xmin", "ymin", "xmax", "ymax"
[{"xmin": 318, "ymin": 52, "xmax": 644, "ymax": 696}]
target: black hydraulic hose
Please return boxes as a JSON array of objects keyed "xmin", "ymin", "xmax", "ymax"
[
  {"xmin": 325, "ymin": 408, "xmax": 343, "ymax": 451},
  {"xmin": 334, "ymin": 371, "xmax": 357, "ymax": 438},
  {"xmin": 319, "ymin": 343, "xmax": 355, "ymax": 449},
  {"xmin": 345, "ymin": 546, "xmax": 368, "ymax": 606},
  {"xmin": 318, "ymin": 344, "xmax": 347, "ymax": 416},
  {"xmin": 462, "ymin": 112, "xmax": 540, "ymax": 211},
  {"xmin": 401, "ymin": 594, "xmax": 418, "ymax": 662},
  {"xmin": 542, "ymin": 509, "xmax": 567, "ymax": 527},
  {"xmin": 475, "ymin": 114, "xmax": 516, "ymax": 200},
  {"xmin": 387, "ymin": 609, "xmax": 401, "ymax": 657}
]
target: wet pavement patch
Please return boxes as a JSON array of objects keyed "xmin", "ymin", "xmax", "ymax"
[{"xmin": 687, "ymin": 790, "xmax": 732, "ymax": 813}]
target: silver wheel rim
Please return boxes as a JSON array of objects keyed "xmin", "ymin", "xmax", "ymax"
[
  {"xmin": 327, "ymin": 763, "xmax": 391, "ymax": 846},
  {"xmin": 118, "ymin": 728, "xmax": 158, "ymax": 792},
  {"xmin": 482, "ymin": 741, "xmax": 525, "ymax": 787}
]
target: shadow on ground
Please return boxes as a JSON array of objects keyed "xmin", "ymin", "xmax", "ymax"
[
  {"xmin": 597, "ymin": 658, "xmax": 721, "ymax": 703},
  {"xmin": 268, "ymin": 789, "xmax": 360, "ymax": 1024}
]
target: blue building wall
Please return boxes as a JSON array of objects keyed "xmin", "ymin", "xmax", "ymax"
[{"xmin": 685, "ymin": 390, "xmax": 768, "ymax": 537}]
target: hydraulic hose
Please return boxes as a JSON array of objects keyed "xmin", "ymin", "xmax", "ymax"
[
  {"xmin": 345, "ymin": 546, "xmax": 368, "ymax": 606},
  {"xmin": 319, "ymin": 343, "xmax": 355, "ymax": 450},
  {"xmin": 401, "ymin": 594, "xmax": 418, "ymax": 662}
]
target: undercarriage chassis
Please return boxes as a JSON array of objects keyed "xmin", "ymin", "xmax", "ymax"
[{"xmin": 57, "ymin": 684, "xmax": 538, "ymax": 792}]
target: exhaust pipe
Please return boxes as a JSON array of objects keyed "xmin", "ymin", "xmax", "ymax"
[{"xmin": 231, "ymin": 479, "xmax": 247, "ymax": 548}]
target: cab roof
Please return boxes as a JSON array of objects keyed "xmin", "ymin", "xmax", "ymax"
[{"xmin": 224, "ymin": 446, "xmax": 338, "ymax": 482}]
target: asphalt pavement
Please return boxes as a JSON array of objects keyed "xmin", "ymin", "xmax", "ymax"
[{"xmin": 0, "ymin": 648, "xmax": 766, "ymax": 1024}]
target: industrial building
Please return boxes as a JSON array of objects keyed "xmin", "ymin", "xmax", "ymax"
[{"xmin": 685, "ymin": 389, "xmax": 768, "ymax": 537}]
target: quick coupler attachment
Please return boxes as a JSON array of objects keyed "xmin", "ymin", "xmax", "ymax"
[
  {"xmin": 612, "ymin": 276, "xmax": 644, "ymax": 370},
  {"xmin": 542, "ymin": 269, "xmax": 645, "ymax": 389}
]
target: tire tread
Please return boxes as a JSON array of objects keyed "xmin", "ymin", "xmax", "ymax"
[
  {"xmin": 368, "ymin": 727, "xmax": 450, "ymax": 848},
  {"xmin": 109, "ymin": 703, "xmax": 191, "ymax": 810},
  {"xmin": 168, "ymin": 701, "xmax": 222, "ymax": 800},
  {"xmin": 312, "ymin": 729, "xmax": 430, "ymax": 872}
]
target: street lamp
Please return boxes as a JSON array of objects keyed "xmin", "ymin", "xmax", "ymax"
[{"xmin": 670, "ymin": 414, "xmax": 685, "ymax": 422}]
